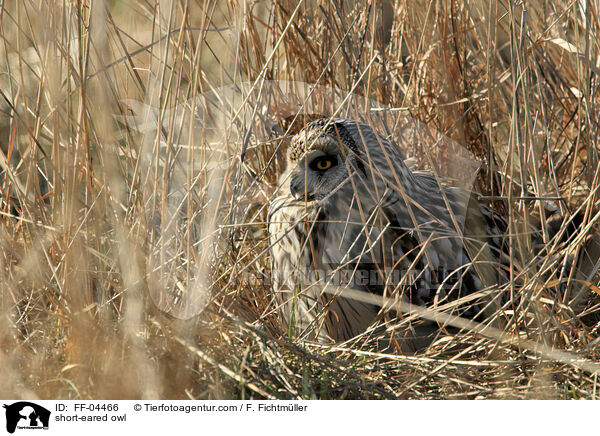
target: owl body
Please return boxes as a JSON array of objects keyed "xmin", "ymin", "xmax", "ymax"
[{"xmin": 268, "ymin": 118, "xmax": 507, "ymax": 343}]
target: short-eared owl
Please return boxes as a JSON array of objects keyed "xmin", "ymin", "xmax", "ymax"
[{"xmin": 267, "ymin": 118, "xmax": 536, "ymax": 346}]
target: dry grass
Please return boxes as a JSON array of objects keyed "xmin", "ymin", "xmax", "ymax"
[{"xmin": 1, "ymin": 0, "xmax": 600, "ymax": 399}]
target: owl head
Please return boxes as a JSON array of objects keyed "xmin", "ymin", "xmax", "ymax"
[{"xmin": 285, "ymin": 118, "xmax": 373, "ymax": 202}]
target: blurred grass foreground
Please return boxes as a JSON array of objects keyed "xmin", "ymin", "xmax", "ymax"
[{"xmin": 1, "ymin": 0, "xmax": 600, "ymax": 399}]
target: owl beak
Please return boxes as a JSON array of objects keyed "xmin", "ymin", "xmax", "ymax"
[{"xmin": 290, "ymin": 180, "xmax": 315, "ymax": 201}]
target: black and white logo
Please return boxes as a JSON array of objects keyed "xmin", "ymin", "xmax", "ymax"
[{"xmin": 3, "ymin": 402, "xmax": 50, "ymax": 434}]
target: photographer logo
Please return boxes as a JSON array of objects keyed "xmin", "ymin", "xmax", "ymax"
[{"xmin": 3, "ymin": 402, "xmax": 50, "ymax": 433}]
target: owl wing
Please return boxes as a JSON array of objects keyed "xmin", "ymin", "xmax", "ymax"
[{"xmin": 370, "ymin": 173, "xmax": 508, "ymax": 319}]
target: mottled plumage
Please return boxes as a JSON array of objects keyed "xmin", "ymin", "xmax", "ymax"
[{"xmin": 268, "ymin": 117, "xmax": 511, "ymax": 345}]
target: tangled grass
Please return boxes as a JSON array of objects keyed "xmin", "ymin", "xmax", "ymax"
[{"xmin": 1, "ymin": 0, "xmax": 600, "ymax": 399}]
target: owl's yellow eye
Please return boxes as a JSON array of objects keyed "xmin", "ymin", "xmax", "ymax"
[
  {"xmin": 316, "ymin": 159, "xmax": 332, "ymax": 170},
  {"xmin": 310, "ymin": 156, "xmax": 337, "ymax": 171}
]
